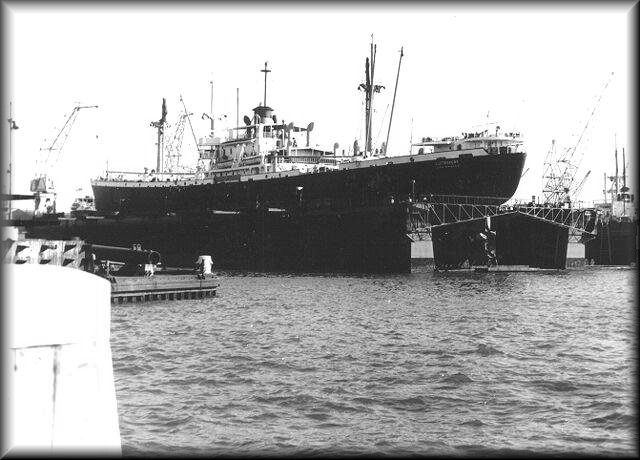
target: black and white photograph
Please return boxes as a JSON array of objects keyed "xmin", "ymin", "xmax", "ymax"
[{"xmin": 2, "ymin": 1, "xmax": 636, "ymax": 456}]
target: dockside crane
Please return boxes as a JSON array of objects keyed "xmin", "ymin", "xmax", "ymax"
[
  {"xmin": 31, "ymin": 104, "xmax": 98, "ymax": 213},
  {"xmin": 157, "ymin": 96, "xmax": 200, "ymax": 174},
  {"xmin": 542, "ymin": 72, "xmax": 613, "ymax": 206},
  {"xmin": 163, "ymin": 111, "xmax": 190, "ymax": 173},
  {"xmin": 570, "ymin": 170, "xmax": 592, "ymax": 202}
]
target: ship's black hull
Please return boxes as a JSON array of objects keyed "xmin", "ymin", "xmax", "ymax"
[
  {"xmin": 584, "ymin": 219, "xmax": 638, "ymax": 266},
  {"xmin": 92, "ymin": 152, "xmax": 526, "ymax": 216},
  {"xmin": 21, "ymin": 205, "xmax": 412, "ymax": 273}
]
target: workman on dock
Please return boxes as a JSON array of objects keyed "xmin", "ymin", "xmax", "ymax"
[{"xmin": 96, "ymin": 260, "xmax": 112, "ymax": 278}]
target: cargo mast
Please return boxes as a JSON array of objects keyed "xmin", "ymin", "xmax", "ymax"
[
  {"xmin": 359, "ymin": 36, "xmax": 384, "ymax": 156},
  {"xmin": 150, "ymin": 98, "xmax": 167, "ymax": 174},
  {"xmin": 261, "ymin": 61, "xmax": 271, "ymax": 107}
]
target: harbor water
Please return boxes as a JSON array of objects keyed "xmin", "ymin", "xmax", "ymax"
[{"xmin": 110, "ymin": 267, "xmax": 637, "ymax": 456}]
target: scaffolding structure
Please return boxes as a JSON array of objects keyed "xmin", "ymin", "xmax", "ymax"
[{"xmin": 407, "ymin": 195, "xmax": 599, "ymax": 243}]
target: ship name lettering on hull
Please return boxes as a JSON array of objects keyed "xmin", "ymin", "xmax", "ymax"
[{"xmin": 435, "ymin": 159, "xmax": 459, "ymax": 169}]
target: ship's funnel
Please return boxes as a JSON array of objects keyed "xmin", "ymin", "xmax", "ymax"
[
  {"xmin": 253, "ymin": 105, "xmax": 274, "ymax": 124},
  {"xmin": 306, "ymin": 122, "xmax": 314, "ymax": 147}
]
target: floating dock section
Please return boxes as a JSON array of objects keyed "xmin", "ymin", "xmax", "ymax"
[{"xmin": 407, "ymin": 196, "xmax": 598, "ymax": 270}]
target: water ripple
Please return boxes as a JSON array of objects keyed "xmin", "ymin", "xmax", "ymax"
[{"xmin": 111, "ymin": 268, "xmax": 636, "ymax": 456}]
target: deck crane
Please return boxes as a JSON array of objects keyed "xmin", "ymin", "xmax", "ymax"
[
  {"xmin": 542, "ymin": 72, "xmax": 613, "ymax": 206},
  {"xmin": 31, "ymin": 105, "xmax": 98, "ymax": 213}
]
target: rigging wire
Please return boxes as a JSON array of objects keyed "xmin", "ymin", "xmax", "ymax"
[{"xmin": 375, "ymin": 104, "xmax": 390, "ymax": 147}]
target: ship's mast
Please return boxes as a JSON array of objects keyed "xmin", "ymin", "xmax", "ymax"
[
  {"xmin": 614, "ymin": 133, "xmax": 619, "ymax": 197},
  {"xmin": 150, "ymin": 98, "xmax": 167, "ymax": 173},
  {"xmin": 209, "ymin": 80, "xmax": 214, "ymax": 133},
  {"xmin": 261, "ymin": 61, "xmax": 271, "ymax": 107},
  {"xmin": 362, "ymin": 57, "xmax": 371, "ymax": 155},
  {"xmin": 358, "ymin": 36, "xmax": 385, "ymax": 157},
  {"xmin": 622, "ymin": 147, "xmax": 627, "ymax": 215},
  {"xmin": 368, "ymin": 40, "xmax": 376, "ymax": 155}
]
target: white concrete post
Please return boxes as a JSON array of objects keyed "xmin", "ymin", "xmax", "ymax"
[{"xmin": 2, "ymin": 264, "xmax": 121, "ymax": 456}]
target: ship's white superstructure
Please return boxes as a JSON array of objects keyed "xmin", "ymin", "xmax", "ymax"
[{"xmin": 412, "ymin": 127, "xmax": 525, "ymax": 157}]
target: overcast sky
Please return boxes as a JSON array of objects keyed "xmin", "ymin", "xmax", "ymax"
[{"xmin": 3, "ymin": 2, "xmax": 634, "ymax": 210}]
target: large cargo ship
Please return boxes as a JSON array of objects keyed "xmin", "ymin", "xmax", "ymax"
[
  {"xmin": 91, "ymin": 44, "xmax": 525, "ymax": 217},
  {"xmin": 90, "ymin": 111, "xmax": 526, "ymax": 216}
]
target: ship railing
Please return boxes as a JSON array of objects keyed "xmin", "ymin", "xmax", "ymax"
[
  {"xmin": 416, "ymin": 193, "xmax": 509, "ymax": 206},
  {"xmin": 419, "ymin": 132, "xmax": 522, "ymax": 143},
  {"xmin": 270, "ymin": 156, "xmax": 340, "ymax": 166},
  {"xmin": 102, "ymin": 170, "xmax": 198, "ymax": 182},
  {"xmin": 508, "ymin": 198, "xmax": 610, "ymax": 212}
]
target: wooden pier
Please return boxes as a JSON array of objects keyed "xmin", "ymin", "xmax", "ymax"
[
  {"xmin": 112, "ymin": 289, "xmax": 217, "ymax": 303},
  {"xmin": 110, "ymin": 274, "xmax": 218, "ymax": 303}
]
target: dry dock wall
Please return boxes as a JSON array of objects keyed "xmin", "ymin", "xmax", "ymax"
[
  {"xmin": 566, "ymin": 241, "xmax": 586, "ymax": 268},
  {"xmin": 412, "ymin": 239, "xmax": 586, "ymax": 269},
  {"xmin": 23, "ymin": 205, "xmax": 412, "ymax": 273},
  {"xmin": 410, "ymin": 239, "xmax": 434, "ymax": 270}
]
